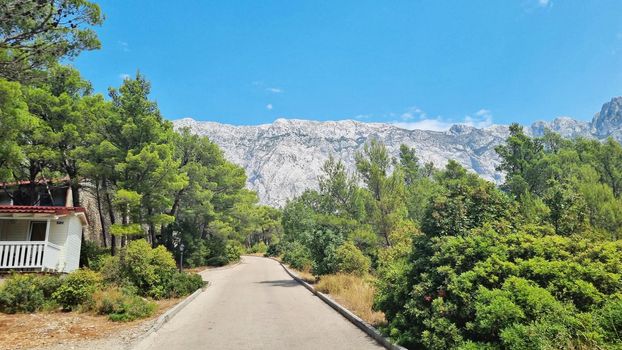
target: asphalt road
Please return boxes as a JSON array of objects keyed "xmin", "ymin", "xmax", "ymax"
[{"xmin": 133, "ymin": 256, "xmax": 384, "ymax": 350}]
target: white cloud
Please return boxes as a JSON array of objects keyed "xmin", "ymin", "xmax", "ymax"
[
  {"xmin": 464, "ymin": 109, "xmax": 494, "ymax": 128},
  {"xmin": 252, "ymin": 81, "xmax": 285, "ymax": 94},
  {"xmin": 266, "ymin": 104, "xmax": 273, "ymax": 110},
  {"xmin": 390, "ymin": 108, "xmax": 494, "ymax": 131},
  {"xmin": 353, "ymin": 114, "xmax": 370, "ymax": 120},
  {"xmin": 400, "ymin": 106, "xmax": 426, "ymax": 121},
  {"xmin": 119, "ymin": 73, "xmax": 130, "ymax": 80},
  {"xmin": 266, "ymin": 87, "xmax": 284, "ymax": 94},
  {"xmin": 118, "ymin": 41, "xmax": 130, "ymax": 52},
  {"xmin": 537, "ymin": 0, "xmax": 552, "ymax": 7}
]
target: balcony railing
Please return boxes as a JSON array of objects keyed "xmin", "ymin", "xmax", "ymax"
[{"xmin": 0, "ymin": 241, "xmax": 62, "ymax": 271}]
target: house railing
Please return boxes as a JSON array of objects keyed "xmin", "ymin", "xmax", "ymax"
[{"xmin": 0, "ymin": 241, "xmax": 62, "ymax": 271}]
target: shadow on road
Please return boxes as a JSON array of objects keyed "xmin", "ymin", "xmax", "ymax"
[{"xmin": 256, "ymin": 279, "xmax": 299, "ymax": 288}]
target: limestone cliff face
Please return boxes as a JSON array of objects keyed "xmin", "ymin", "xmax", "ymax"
[
  {"xmin": 172, "ymin": 119, "xmax": 507, "ymax": 207},
  {"xmin": 173, "ymin": 97, "xmax": 622, "ymax": 207}
]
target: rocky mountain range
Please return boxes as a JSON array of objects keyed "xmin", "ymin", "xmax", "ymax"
[{"xmin": 173, "ymin": 97, "xmax": 622, "ymax": 207}]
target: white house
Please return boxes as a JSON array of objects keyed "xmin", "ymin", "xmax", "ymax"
[{"xmin": 0, "ymin": 181, "xmax": 88, "ymax": 273}]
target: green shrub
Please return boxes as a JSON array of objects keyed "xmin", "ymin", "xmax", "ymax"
[
  {"xmin": 36, "ymin": 275, "xmax": 62, "ymax": 298},
  {"xmin": 225, "ymin": 240, "xmax": 244, "ymax": 262},
  {"xmin": 335, "ymin": 241, "xmax": 371, "ymax": 276},
  {"xmin": 79, "ymin": 240, "xmax": 109, "ymax": 269},
  {"xmin": 185, "ymin": 239, "xmax": 209, "ymax": 268},
  {"xmin": 53, "ymin": 269, "xmax": 101, "ymax": 310},
  {"xmin": 595, "ymin": 296, "xmax": 622, "ymax": 346},
  {"xmin": 100, "ymin": 240, "xmax": 177, "ymax": 299},
  {"xmin": 90, "ymin": 287, "xmax": 156, "ymax": 322},
  {"xmin": 0, "ymin": 274, "xmax": 45, "ymax": 313},
  {"xmin": 166, "ymin": 272, "xmax": 203, "ymax": 298},
  {"xmin": 206, "ymin": 256, "xmax": 228, "ymax": 267},
  {"xmin": 248, "ymin": 242, "xmax": 268, "ymax": 254},
  {"xmin": 265, "ymin": 243, "xmax": 282, "ymax": 257},
  {"xmin": 305, "ymin": 228, "xmax": 343, "ymax": 275},
  {"xmin": 282, "ymin": 241, "xmax": 313, "ymax": 271},
  {"xmin": 205, "ymin": 235, "xmax": 227, "ymax": 259}
]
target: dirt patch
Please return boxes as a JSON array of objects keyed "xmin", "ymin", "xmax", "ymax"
[{"xmin": 0, "ymin": 298, "xmax": 181, "ymax": 350}]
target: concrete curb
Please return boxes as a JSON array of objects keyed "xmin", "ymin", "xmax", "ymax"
[
  {"xmin": 134, "ymin": 281, "xmax": 210, "ymax": 345},
  {"xmin": 269, "ymin": 257, "xmax": 408, "ymax": 350}
]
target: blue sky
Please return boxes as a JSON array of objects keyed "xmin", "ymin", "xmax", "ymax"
[{"xmin": 73, "ymin": 0, "xmax": 622, "ymax": 130}]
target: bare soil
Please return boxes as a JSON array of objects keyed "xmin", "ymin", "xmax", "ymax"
[{"xmin": 0, "ymin": 298, "xmax": 180, "ymax": 350}]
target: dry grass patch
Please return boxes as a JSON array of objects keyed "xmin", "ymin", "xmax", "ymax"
[
  {"xmin": 315, "ymin": 273, "xmax": 386, "ymax": 326},
  {"xmin": 0, "ymin": 298, "xmax": 181, "ymax": 350},
  {"xmin": 295, "ymin": 268, "xmax": 317, "ymax": 284}
]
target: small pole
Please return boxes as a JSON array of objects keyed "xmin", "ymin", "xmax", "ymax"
[{"xmin": 179, "ymin": 243, "xmax": 185, "ymax": 273}]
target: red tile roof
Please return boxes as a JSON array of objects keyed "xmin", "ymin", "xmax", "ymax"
[{"xmin": 0, "ymin": 206, "xmax": 86, "ymax": 215}]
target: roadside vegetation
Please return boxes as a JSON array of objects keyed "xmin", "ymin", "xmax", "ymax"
[
  {"xmin": 269, "ymin": 129, "xmax": 622, "ymax": 349},
  {"xmin": 0, "ymin": 240, "xmax": 202, "ymax": 322}
]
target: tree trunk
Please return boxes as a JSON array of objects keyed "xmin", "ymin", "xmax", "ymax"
[
  {"xmin": 95, "ymin": 180, "xmax": 108, "ymax": 248},
  {"xmin": 103, "ymin": 180, "xmax": 116, "ymax": 255},
  {"xmin": 147, "ymin": 207, "xmax": 156, "ymax": 247}
]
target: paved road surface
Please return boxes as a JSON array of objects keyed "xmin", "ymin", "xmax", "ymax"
[{"xmin": 134, "ymin": 256, "xmax": 384, "ymax": 350}]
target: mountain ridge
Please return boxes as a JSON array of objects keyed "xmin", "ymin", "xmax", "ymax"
[{"xmin": 173, "ymin": 97, "xmax": 622, "ymax": 206}]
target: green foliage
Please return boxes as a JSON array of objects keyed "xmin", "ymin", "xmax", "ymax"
[
  {"xmin": 53, "ymin": 269, "xmax": 101, "ymax": 310},
  {"xmin": 225, "ymin": 240, "xmax": 244, "ymax": 262},
  {"xmin": 377, "ymin": 223, "xmax": 622, "ymax": 349},
  {"xmin": 282, "ymin": 241, "xmax": 313, "ymax": 271},
  {"xmin": 421, "ymin": 160, "xmax": 515, "ymax": 237},
  {"xmin": 265, "ymin": 243, "xmax": 282, "ymax": 257},
  {"xmin": 594, "ymin": 296, "xmax": 622, "ymax": 345},
  {"xmin": 185, "ymin": 238, "xmax": 209, "ymax": 268},
  {"xmin": 335, "ymin": 241, "xmax": 371, "ymax": 276},
  {"xmin": 0, "ymin": 274, "xmax": 44, "ymax": 313},
  {"xmin": 99, "ymin": 240, "xmax": 202, "ymax": 299},
  {"xmin": 305, "ymin": 228, "xmax": 344, "ymax": 275},
  {"xmin": 80, "ymin": 240, "xmax": 109, "ymax": 269},
  {"xmin": 166, "ymin": 272, "xmax": 204, "ymax": 298},
  {"xmin": 101, "ymin": 240, "xmax": 176, "ymax": 298},
  {"xmin": 0, "ymin": 78, "xmax": 37, "ymax": 180},
  {"xmin": 0, "ymin": 0, "xmax": 104, "ymax": 83},
  {"xmin": 248, "ymin": 241, "xmax": 268, "ymax": 254}
]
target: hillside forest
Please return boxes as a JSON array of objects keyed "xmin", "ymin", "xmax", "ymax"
[
  {"xmin": 1, "ymin": 1, "xmax": 622, "ymax": 349},
  {"xmin": 278, "ymin": 128, "xmax": 622, "ymax": 349}
]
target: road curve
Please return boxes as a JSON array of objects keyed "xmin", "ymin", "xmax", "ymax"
[{"xmin": 134, "ymin": 256, "xmax": 384, "ymax": 350}]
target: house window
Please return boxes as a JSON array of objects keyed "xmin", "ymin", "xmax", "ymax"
[{"xmin": 29, "ymin": 222, "xmax": 47, "ymax": 241}]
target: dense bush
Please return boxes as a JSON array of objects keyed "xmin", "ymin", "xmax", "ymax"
[
  {"xmin": 185, "ymin": 238, "xmax": 209, "ymax": 268},
  {"xmin": 265, "ymin": 242, "xmax": 282, "ymax": 257},
  {"xmin": 377, "ymin": 213, "xmax": 622, "ymax": 349},
  {"xmin": 79, "ymin": 240, "xmax": 109, "ymax": 269},
  {"xmin": 53, "ymin": 269, "xmax": 101, "ymax": 310},
  {"xmin": 335, "ymin": 241, "xmax": 371, "ymax": 276},
  {"xmin": 0, "ymin": 274, "xmax": 46, "ymax": 313},
  {"xmin": 306, "ymin": 228, "xmax": 343, "ymax": 275},
  {"xmin": 89, "ymin": 287, "xmax": 156, "ymax": 322},
  {"xmin": 166, "ymin": 272, "xmax": 204, "ymax": 298},
  {"xmin": 225, "ymin": 240, "xmax": 244, "ymax": 262},
  {"xmin": 100, "ymin": 239, "xmax": 177, "ymax": 299},
  {"xmin": 99, "ymin": 239, "xmax": 203, "ymax": 299},
  {"xmin": 282, "ymin": 241, "xmax": 313, "ymax": 271},
  {"xmin": 248, "ymin": 241, "xmax": 268, "ymax": 254}
]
